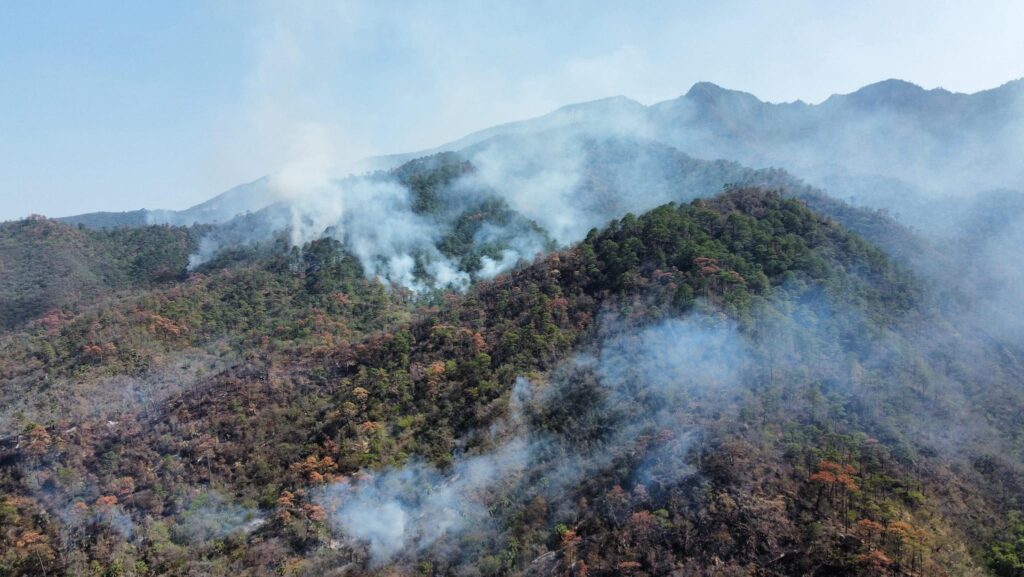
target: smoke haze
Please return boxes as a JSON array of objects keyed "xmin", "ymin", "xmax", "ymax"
[{"xmin": 316, "ymin": 315, "xmax": 747, "ymax": 564}]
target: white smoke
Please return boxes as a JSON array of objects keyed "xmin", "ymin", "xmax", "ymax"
[
  {"xmin": 187, "ymin": 174, "xmax": 478, "ymax": 290},
  {"xmin": 175, "ymin": 492, "xmax": 265, "ymax": 543},
  {"xmin": 316, "ymin": 439, "xmax": 531, "ymax": 565},
  {"xmin": 315, "ymin": 315, "xmax": 747, "ymax": 565}
]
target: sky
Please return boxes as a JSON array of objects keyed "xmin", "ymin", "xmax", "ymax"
[{"xmin": 1, "ymin": 0, "xmax": 1022, "ymax": 220}]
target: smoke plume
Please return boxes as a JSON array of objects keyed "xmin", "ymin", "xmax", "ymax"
[{"xmin": 316, "ymin": 315, "xmax": 747, "ymax": 565}]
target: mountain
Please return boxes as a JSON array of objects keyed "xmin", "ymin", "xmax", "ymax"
[
  {"xmin": 59, "ymin": 78, "xmax": 1024, "ymax": 238},
  {"xmin": 652, "ymin": 79, "xmax": 1024, "ymax": 229},
  {"xmin": 3, "ymin": 79, "xmax": 1024, "ymax": 577},
  {"xmin": 149, "ymin": 177, "xmax": 275, "ymax": 226},
  {"xmin": 360, "ymin": 78, "xmax": 1024, "ymax": 234},
  {"xmin": 380, "ymin": 79, "xmax": 1024, "ymax": 191},
  {"xmin": 57, "ymin": 177, "xmax": 275, "ymax": 230}
]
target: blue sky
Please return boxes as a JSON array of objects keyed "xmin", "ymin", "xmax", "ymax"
[{"xmin": 1, "ymin": 0, "xmax": 1022, "ymax": 220}]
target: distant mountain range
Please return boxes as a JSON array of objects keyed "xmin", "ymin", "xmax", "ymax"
[
  {"xmin": 375, "ymin": 78, "xmax": 1024, "ymax": 226},
  {"xmin": 57, "ymin": 78, "xmax": 1024, "ymax": 235}
]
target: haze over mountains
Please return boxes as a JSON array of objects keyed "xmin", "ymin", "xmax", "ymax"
[
  {"xmin": 58, "ymin": 78, "xmax": 1023, "ymax": 237},
  {"xmin": 379, "ymin": 77, "xmax": 1024, "ymax": 204}
]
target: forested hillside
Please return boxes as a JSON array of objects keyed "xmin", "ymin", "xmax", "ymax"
[
  {"xmin": 0, "ymin": 218, "xmax": 196, "ymax": 330},
  {"xmin": 3, "ymin": 180, "xmax": 1024, "ymax": 576}
]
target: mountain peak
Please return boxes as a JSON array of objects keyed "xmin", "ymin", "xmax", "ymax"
[
  {"xmin": 684, "ymin": 81, "xmax": 751, "ymax": 100},
  {"xmin": 827, "ymin": 78, "xmax": 933, "ymax": 108},
  {"xmin": 685, "ymin": 81, "xmax": 727, "ymax": 96},
  {"xmin": 853, "ymin": 78, "xmax": 926, "ymax": 97},
  {"xmin": 680, "ymin": 82, "xmax": 766, "ymax": 113}
]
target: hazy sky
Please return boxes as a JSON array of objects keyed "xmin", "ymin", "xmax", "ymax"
[{"xmin": 1, "ymin": 1, "xmax": 1022, "ymax": 220}]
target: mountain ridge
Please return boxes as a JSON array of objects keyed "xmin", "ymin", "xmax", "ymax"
[{"xmin": 50, "ymin": 77, "xmax": 1024, "ymax": 231}]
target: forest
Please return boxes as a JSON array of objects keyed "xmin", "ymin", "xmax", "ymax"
[{"xmin": 2, "ymin": 145, "xmax": 1024, "ymax": 577}]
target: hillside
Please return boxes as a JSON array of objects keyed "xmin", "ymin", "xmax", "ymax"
[
  {"xmin": 0, "ymin": 218, "xmax": 196, "ymax": 329},
  {"xmin": 180, "ymin": 133, "xmax": 945, "ymax": 290},
  {"xmin": 2, "ymin": 185, "xmax": 1024, "ymax": 576}
]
